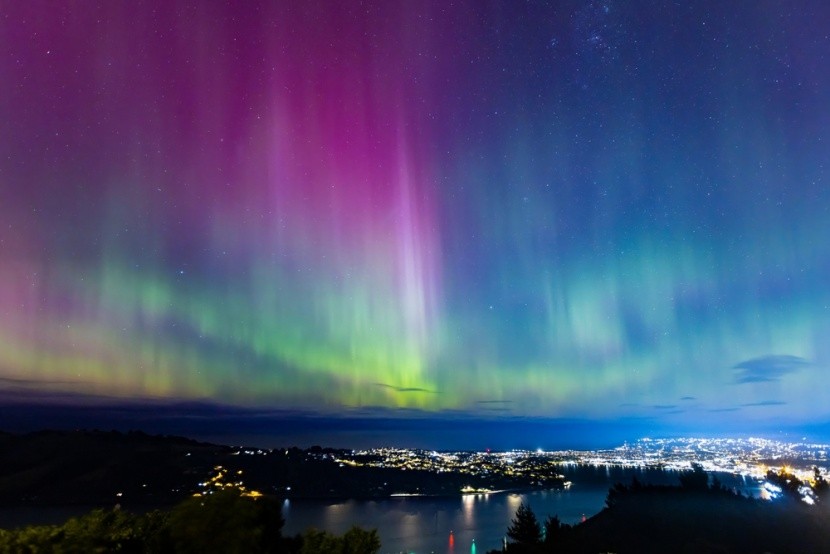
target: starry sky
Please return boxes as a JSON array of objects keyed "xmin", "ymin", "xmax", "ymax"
[{"xmin": 2, "ymin": 1, "xmax": 830, "ymax": 448}]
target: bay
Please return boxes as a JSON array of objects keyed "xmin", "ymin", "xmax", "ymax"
[
  {"xmin": 282, "ymin": 465, "xmax": 762, "ymax": 554},
  {"xmin": 0, "ymin": 466, "xmax": 761, "ymax": 553}
]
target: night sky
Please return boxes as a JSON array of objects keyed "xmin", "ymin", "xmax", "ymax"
[{"xmin": 2, "ymin": 1, "xmax": 830, "ymax": 448}]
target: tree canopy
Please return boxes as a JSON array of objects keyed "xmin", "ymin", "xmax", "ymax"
[
  {"xmin": 0, "ymin": 490, "xmax": 380, "ymax": 554},
  {"xmin": 506, "ymin": 502, "xmax": 542, "ymax": 547}
]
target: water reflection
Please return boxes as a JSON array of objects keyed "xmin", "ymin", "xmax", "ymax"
[
  {"xmin": 280, "ymin": 468, "xmax": 760, "ymax": 554},
  {"xmin": 398, "ymin": 512, "xmax": 418, "ymax": 544},
  {"xmin": 461, "ymin": 494, "xmax": 474, "ymax": 528},
  {"xmin": 322, "ymin": 501, "xmax": 348, "ymax": 528}
]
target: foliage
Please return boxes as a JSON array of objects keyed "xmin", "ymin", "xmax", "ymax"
[
  {"xmin": 0, "ymin": 507, "xmax": 171, "ymax": 553},
  {"xmin": 604, "ymin": 481, "xmax": 628, "ymax": 509},
  {"xmin": 0, "ymin": 490, "xmax": 379, "ymax": 553},
  {"xmin": 542, "ymin": 514, "xmax": 573, "ymax": 549},
  {"xmin": 167, "ymin": 489, "xmax": 285, "ymax": 554},
  {"xmin": 678, "ymin": 463, "xmax": 709, "ymax": 490},
  {"xmin": 490, "ymin": 465, "xmax": 830, "ymax": 554},
  {"xmin": 299, "ymin": 526, "xmax": 380, "ymax": 554},
  {"xmin": 764, "ymin": 466, "xmax": 830, "ymax": 504},
  {"xmin": 543, "ymin": 514, "xmax": 560, "ymax": 544},
  {"xmin": 506, "ymin": 502, "xmax": 542, "ymax": 547},
  {"xmin": 765, "ymin": 467, "xmax": 803, "ymax": 501},
  {"xmin": 812, "ymin": 466, "xmax": 829, "ymax": 499}
]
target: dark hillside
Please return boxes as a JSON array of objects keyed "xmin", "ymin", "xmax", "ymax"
[
  {"xmin": 496, "ymin": 471, "xmax": 830, "ymax": 554},
  {"xmin": 0, "ymin": 430, "xmax": 225, "ymax": 506},
  {"xmin": 564, "ymin": 487, "xmax": 830, "ymax": 553}
]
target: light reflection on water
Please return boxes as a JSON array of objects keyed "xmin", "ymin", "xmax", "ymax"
[
  {"xmin": 0, "ymin": 468, "xmax": 762, "ymax": 554},
  {"xmin": 506, "ymin": 492, "xmax": 522, "ymax": 511},
  {"xmin": 281, "ymin": 468, "xmax": 761, "ymax": 554},
  {"xmin": 461, "ymin": 494, "xmax": 474, "ymax": 529},
  {"xmin": 283, "ymin": 488, "xmax": 605, "ymax": 554}
]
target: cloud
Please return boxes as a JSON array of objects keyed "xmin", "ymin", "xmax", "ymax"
[
  {"xmin": 0, "ymin": 376, "xmax": 91, "ymax": 388},
  {"xmin": 732, "ymin": 355, "xmax": 810, "ymax": 384},
  {"xmin": 653, "ymin": 404, "xmax": 677, "ymax": 410},
  {"xmin": 680, "ymin": 396, "xmax": 696, "ymax": 401},
  {"xmin": 0, "ymin": 384, "xmax": 122, "ymax": 406},
  {"xmin": 708, "ymin": 407, "xmax": 741, "ymax": 413},
  {"xmin": 374, "ymin": 383, "xmax": 438, "ymax": 394},
  {"xmin": 741, "ymin": 400, "xmax": 787, "ymax": 407}
]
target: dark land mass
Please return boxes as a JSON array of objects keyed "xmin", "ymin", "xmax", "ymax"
[
  {"xmin": 566, "ymin": 489, "xmax": 830, "ymax": 553},
  {"xmin": 0, "ymin": 429, "xmax": 562, "ymax": 508},
  {"xmin": 491, "ymin": 469, "xmax": 830, "ymax": 554},
  {"xmin": 4, "ymin": 430, "xmax": 830, "ymax": 552},
  {"xmin": 0, "ymin": 430, "xmax": 220, "ymax": 507}
]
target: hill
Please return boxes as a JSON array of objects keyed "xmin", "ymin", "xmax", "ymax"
[
  {"xmin": 566, "ymin": 487, "xmax": 830, "ymax": 553},
  {"xmin": 0, "ymin": 429, "xmax": 561, "ymax": 507},
  {"xmin": 495, "ymin": 470, "xmax": 830, "ymax": 554},
  {"xmin": 0, "ymin": 430, "xmax": 225, "ymax": 506}
]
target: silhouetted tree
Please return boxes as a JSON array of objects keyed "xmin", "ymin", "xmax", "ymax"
[
  {"xmin": 342, "ymin": 526, "xmax": 381, "ymax": 554},
  {"xmin": 300, "ymin": 529, "xmax": 342, "ymax": 554},
  {"xmin": 0, "ymin": 507, "xmax": 171, "ymax": 553},
  {"xmin": 299, "ymin": 526, "xmax": 380, "ymax": 554},
  {"xmin": 765, "ymin": 468, "xmax": 802, "ymax": 500},
  {"xmin": 0, "ymin": 490, "xmax": 387, "ymax": 554},
  {"xmin": 168, "ymin": 490, "xmax": 285, "ymax": 554},
  {"xmin": 812, "ymin": 466, "xmax": 829, "ymax": 499},
  {"xmin": 543, "ymin": 513, "xmax": 574, "ymax": 549},
  {"xmin": 605, "ymin": 481, "xmax": 630, "ymax": 508},
  {"xmin": 543, "ymin": 514, "xmax": 560, "ymax": 543},
  {"xmin": 506, "ymin": 502, "xmax": 542, "ymax": 549},
  {"xmin": 679, "ymin": 463, "xmax": 709, "ymax": 490}
]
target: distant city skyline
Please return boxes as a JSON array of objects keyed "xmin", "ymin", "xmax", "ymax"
[{"xmin": 2, "ymin": 1, "xmax": 830, "ymax": 445}]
